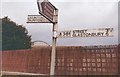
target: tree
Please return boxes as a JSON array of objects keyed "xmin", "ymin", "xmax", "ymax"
[{"xmin": 2, "ymin": 17, "xmax": 31, "ymax": 50}]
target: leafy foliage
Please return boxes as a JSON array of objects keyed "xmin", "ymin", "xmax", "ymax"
[{"xmin": 2, "ymin": 17, "xmax": 31, "ymax": 50}]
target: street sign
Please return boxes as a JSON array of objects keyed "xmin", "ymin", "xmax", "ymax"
[
  {"xmin": 58, "ymin": 28, "xmax": 114, "ymax": 38},
  {"xmin": 37, "ymin": 0, "xmax": 57, "ymax": 22},
  {"xmin": 27, "ymin": 15, "xmax": 51, "ymax": 23}
]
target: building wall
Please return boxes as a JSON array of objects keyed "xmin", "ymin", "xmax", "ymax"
[{"xmin": 2, "ymin": 45, "xmax": 119, "ymax": 75}]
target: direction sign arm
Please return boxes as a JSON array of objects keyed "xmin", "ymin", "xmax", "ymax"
[
  {"xmin": 37, "ymin": 0, "xmax": 58, "ymax": 23},
  {"xmin": 39, "ymin": 11, "xmax": 53, "ymax": 23}
]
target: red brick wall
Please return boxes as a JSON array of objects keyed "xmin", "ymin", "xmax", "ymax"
[
  {"xmin": 2, "ymin": 49, "xmax": 30, "ymax": 72},
  {"xmin": 55, "ymin": 46, "xmax": 118, "ymax": 75},
  {"xmin": 26, "ymin": 46, "xmax": 51, "ymax": 74},
  {"xmin": 2, "ymin": 45, "xmax": 119, "ymax": 75},
  {"xmin": 2, "ymin": 47, "xmax": 51, "ymax": 74}
]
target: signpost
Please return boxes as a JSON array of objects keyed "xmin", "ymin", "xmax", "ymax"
[
  {"xmin": 37, "ymin": 0, "xmax": 58, "ymax": 75},
  {"xmin": 27, "ymin": 0, "xmax": 58, "ymax": 75},
  {"xmin": 58, "ymin": 28, "xmax": 114, "ymax": 38}
]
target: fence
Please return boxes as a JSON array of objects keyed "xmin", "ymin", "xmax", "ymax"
[{"xmin": 2, "ymin": 45, "xmax": 119, "ymax": 75}]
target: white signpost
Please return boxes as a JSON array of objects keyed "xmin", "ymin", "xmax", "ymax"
[
  {"xmin": 27, "ymin": 0, "xmax": 58, "ymax": 75},
  {"xmin": 37, "ymin": 0, "xmax": 58, "ymax": 75},
  {"xmin": 58, "ymin": 28, "xmax": 114, "ymax": 38}
]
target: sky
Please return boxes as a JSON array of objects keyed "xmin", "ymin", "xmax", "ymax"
[{"xmin": 1, "ymin": 0, "xmax": 120, "ymax": 46}]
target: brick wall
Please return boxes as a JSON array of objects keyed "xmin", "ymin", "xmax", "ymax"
[
  {"xmin": 55, "ymin": 46, "xmax": 118, "ymax": 75},
  {"xmin": 26, "ymin": 46, "xmax": 51, "ymax": 74},
  {"xmin": 2, "ymin": 45, "xmax": 119, "ymax": 75},
  {"xmin": 2, "ymin": 49, "xmax": 29, "ymax": 72}
]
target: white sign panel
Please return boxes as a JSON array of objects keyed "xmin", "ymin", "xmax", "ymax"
[
  {"xmin": 58, "ymin": 28, "xmax": 114, "ymax": 38},
  {"xmin": 27, "ymin": 15, "xmax": 51, "ymax": 23}
]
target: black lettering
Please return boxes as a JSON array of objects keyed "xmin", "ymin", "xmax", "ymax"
[
  {"xmin": 72, "ymin": 31, "xmax": 76, "ymax": 37},
  {"xmin": 105, "ymin": 28, "xmax": 110, "ymax": 36},
  {"xmin": 85, "ymin": 33, "xmax": 90, "ymax": 37},
  {"xmin": 63, "ymin": 31, "xmax": 71, "ymax": 37},
  {"xmin": 78, "ymin": 33, "xmax": 82, "ymax": 37},
  {"xmin": 101, "ymin": 33, "xmax": 104, "ymax": 36},
  {"xmin": 91, "ymin": 33, "xmax": 96, "ymax": 36},
  {"xmin": 82, "ymin": 33, "xmax": 86, "ymax": 37},
  {"xmin": 95, "ymin": 33, "xmax": 101, "ymax": 36},
  {"xmin": 59, "ymin": 33, "xmax": 62, "ymax": 37},
  {"xmin": 88, "ymin": 33, "xmax": 92, "ymax": 36}
]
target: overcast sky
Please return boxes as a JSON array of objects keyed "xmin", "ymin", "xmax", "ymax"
[{"xmin": 1, "ymin": 0, "xmax": 120, "ymax": 46}]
